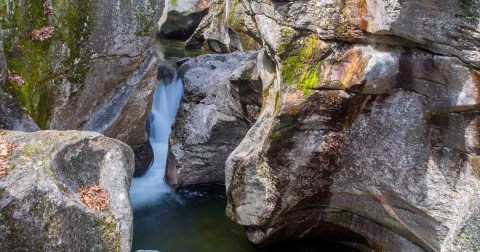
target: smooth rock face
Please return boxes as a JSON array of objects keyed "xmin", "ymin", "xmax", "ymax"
[
  {"xmin": 225, "ymin": 42, "xmax": 480, "ymax": 250},
  {"xmin": 167, "ymin": 51, "xmax": 261, "ymax": 188},
  {"xmin": 0, "ymin": 0, "xmax": 163, "ymax": 148},
  {"xmin": 189, "ymin": 0, "xmax": 480, "ymax": 250},
  {"xmin": 0, "ymin": 130, "xmax": 135, "ymax": 251},
  {"xmin": 159, "ymin": 0, "xmax": 210, "ymax": 40}
]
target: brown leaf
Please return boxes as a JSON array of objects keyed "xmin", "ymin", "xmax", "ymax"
[
  {"xmin": 0, "ymin": 137, "xmax": 14, "ymax": 179},
  {"xmin": 77, "ymin": 185, "xmax": 111, "ymax": 211}
]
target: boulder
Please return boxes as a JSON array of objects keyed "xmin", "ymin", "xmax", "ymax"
[
  {"xmin": 218, "ymin": 7, "xmax": 480, "ymax": 249},
  {"xmin": 159, "ymin": 0, "xmax": 210, "ymax": 40},
  {"xmin": 0, "ymin": 130, "xmax": 135, "ymax": 251},
  {"xmin": 167, "ymin": 51, "xmax": 261, "ymax": 188},
  {"xmin": 0, "ymin": 0, "xmax": 164, "ymax": 149}
]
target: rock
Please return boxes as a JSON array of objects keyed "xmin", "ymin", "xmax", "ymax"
[
  {"xmin": 0, "ymin": 0, "xmax": 164, "ymax": 148},
  {"xmin": 0, "ymin": 130, "xmax": 135, "ymax": 251},
  {"xmin": 0, "ymin": 36, "xmax": 39, "ymax": 132},
  {"xmin": 214, "ymin": 3, "xmax": 480, "ymax": 249},
  {"xmin": 159, "ymin": 0, "xmax": 210, "ymax": 40},
  {"xmin": 167, "ymin": 51, "xmax": 261, "ymax": 188},
  {"xmin": 203, "ymin": 0, "xmax": 480, "ymax": 69},
  {"xmin": 186, "ymin": 0, "xmax": 261, "ymax": 52}
]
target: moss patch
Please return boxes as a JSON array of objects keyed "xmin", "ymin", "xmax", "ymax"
[
  {"xmin": 0, "ymin": 0, "xmax": 94, "ymax": 128},
  {"xmin": 279, "ymin": 32, "xmax": 328, "ymax": 94},
  {"xmin": 460, "ymin": 0, "xmax": 479, "ymax": 22}
]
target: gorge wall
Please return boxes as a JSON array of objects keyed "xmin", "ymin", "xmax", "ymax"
[
  {"xmin": 0, "ymin": 0, "xmax": 165, "ymax": 169},
  {"xmin": 177, "ymin": 0, "xmax": 480, "ymax": 251}
]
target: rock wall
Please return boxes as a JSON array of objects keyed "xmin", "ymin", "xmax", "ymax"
[
  {"xmin": 167, "ymin": 51, "xmax": 261, "ymax": 188},
  {"xmin": 0, "ymin": 130, "xmax": 135, "ymax": 251},
  {"xmin": 0, "ymin": 0, "xmax": 164, "ymax": 149},
  {"xmin": 185, "ymin": 0, "xmax": 480, "ymax": 251}
]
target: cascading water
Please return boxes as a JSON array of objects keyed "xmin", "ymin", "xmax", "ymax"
[{"xmin": 129, "ymin": 68, "xmax": 184, "ymax": 209}]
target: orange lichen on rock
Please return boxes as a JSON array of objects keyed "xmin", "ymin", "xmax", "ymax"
[
  {"xmin": 78, "ymin": 185, "xmax": 111, "ymax": 211},
  {"xmin": 0, "ymin": 135, "xmax": 15, "ymax": 179}
]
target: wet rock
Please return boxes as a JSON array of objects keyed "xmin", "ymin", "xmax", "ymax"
[
  {"xmin": 167, "ymin": 51, "xmax": 261, "ymax": 188},
  {"xmin": 0, "ymin": 130, "xmax": 135, "ymax": 251}
]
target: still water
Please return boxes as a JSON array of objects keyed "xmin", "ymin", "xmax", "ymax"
[{"xmin": 132, "ymin": 187, "xmax": 358, "ymax": 252}]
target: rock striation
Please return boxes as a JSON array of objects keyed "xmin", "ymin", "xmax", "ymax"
[{"xmin": 0, "ymin": 130, "xmax": 135, "ymax": 251}]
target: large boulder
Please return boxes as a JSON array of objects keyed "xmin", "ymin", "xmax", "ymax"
[
  {"xmin": 0, "ymin": 0, "xmax": 164, "ymax": 149},
  {"xmin": 167, "ymin": 51, "xmax": 261, "ymax": 188},
  {"xmin": 225, "ymin": 39, "xmax": 480, "ymax": 250},
  {"xmin": 159, "ymin": 0, "xmax": 210, "ymax": 40},
  {"xmin": 0, "ymin": 130, "xmax": 135, "ymax": 251},
  {"xmin": 204, "ymin": 1, "xmax": 480, "ymax": 250}
]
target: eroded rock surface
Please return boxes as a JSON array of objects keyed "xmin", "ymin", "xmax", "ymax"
[
  {"xmin": 184, "ymin": 0, "xmax": 480, "ymax": 251},
  {"xmin": 0, "ymin": 130, "xmax": 135, "ymax": 251},
  {"xmin": 167, "ymin": 51, "xmax": 261, "ymax": 188}
]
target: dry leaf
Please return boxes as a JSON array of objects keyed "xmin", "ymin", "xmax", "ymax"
[
  {"xmin": 31, "ymin": 26, "xmax": 55, "ymax": 41},
  {"xmin": 0, "ymin": 137, "xmax": 14, "ymax": 179},
  {"xmin": 77, "ymin": 185, "xmax": 110, "ymax": 211}
]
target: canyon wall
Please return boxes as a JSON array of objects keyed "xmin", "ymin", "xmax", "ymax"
[
  {"xmin": 0, "ymin": 0, "xmax": 164, "ymax": 154},
  {"xmin": 185, "ymin": 0, "xmax": 480, "ymax": 251}
]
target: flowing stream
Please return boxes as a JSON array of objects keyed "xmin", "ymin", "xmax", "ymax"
[
  {"xmin": 130, "ymin": 40, "xmax": 358, "ymax": 252},
  {"xmin": 129, "ymin": 69, "xmax": 184, "ymax": 209}
]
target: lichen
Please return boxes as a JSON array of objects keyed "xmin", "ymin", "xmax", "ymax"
[{"xmin": 279, "ymin": 33, "xmax": 325, "ymax": 94}]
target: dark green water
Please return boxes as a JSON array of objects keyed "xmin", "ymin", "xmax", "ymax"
[{"xmin": 132, "ymin": 187, "xmax": 358, "ymax": 252}]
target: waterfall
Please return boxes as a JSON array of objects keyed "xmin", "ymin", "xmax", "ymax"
[{"xmin": 129, "ymin": 69, "xmax": 184, "ymax": 209}]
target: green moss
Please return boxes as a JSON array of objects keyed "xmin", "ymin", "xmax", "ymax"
[
  {"xmin": 459, "ymin": 0, "xmax": 479, "ymax": 22},
  {"xmin": 279, "ymin": 34, "xmax": 323, "ymax": 94},
  {"xmin": 0, "ymin": 0, "xmax": 94, "ymax": 128},
  {"xmin": 98, "ymin": 214, "xmax": 120, "ymax": 251}
]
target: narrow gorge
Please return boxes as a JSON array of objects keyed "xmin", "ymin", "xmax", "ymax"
[{"xmin": 1, "ymin": 0, "xmax": 480, "ymax": 251}]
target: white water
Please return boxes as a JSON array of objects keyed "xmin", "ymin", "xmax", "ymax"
[{"xmin": 129, "ymin": 71, "xmax": 184, "ymax": 209}]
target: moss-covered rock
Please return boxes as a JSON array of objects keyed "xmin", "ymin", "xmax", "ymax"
[
  {"xmin": 0, "ymin": 130, "xmax": 135, "ymax": 251},
  {"xmin": 0, "ymin": 0, "xmax": 164, "ymax": 149}
]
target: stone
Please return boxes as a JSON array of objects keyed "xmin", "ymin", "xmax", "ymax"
[
  {"xmin": 0, "ymin": 130, "xmax": 135, "ymax": 251},
  {"xmin": 186, "ymin": 0, "xmax": 261, "ymax": 52},
  {"xmin": 167, "ymin": 51, "xmax": 261, "ymax": 188},
  {"xmin": 159, "ymin": 0, "xmax": 210, "ymax": 40},
  {"xmin": 0, "ymin": 36, "xmax": 40, "ymax": 132},
  {"xmin": 0, "ymin": 0, "xmax": 164, "ymax": 148},
  {"xmin": 210, "ymin": 1, "xmax": 480, "ymax": 249}
]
